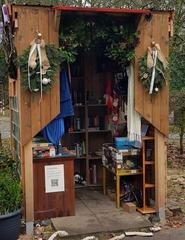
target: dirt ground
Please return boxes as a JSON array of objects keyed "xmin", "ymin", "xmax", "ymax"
[
  {"xmin": 166, "ymin": 139, "xmax": 185, "ymax": 228},
  {"xmin": 18, "ymin": 139, "xmax": 185, "ymax": 240}
]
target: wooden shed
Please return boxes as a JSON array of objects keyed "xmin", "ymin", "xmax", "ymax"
[{"xmin": 7, "ymin": 4, "xmax": 173, "ymax": 233}]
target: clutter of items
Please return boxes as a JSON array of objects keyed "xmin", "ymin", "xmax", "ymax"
[{"xmin": 102, "ymin": 140, "xmax": 141, "ymax": 171}]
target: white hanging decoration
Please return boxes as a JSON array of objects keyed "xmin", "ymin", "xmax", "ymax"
[
  {"xmin": 154, "ymin": 87, "xmax": 159, "ymax": 92},
  {"xmin": 42, "ymin": 78, "xmax": 51, "ymax": 85},
  {"xmin": 33, "ymin": 88, "xmax": 39, "ymax": 92},
  {"xmin": 27, "ymin": 32, "xmax": 50, "ymax": 99},
  {"xmin": 147, "ymin": 41, "xmax": 168, "ymax": 95}
]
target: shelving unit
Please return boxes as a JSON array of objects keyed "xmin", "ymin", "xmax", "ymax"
[
  {"xmin": 137, "ymin": 136, "xmax": 156, "ymax": 214},
  {"xmin": 61, "ymin": 53, "xmax": 113, "ymax": 187}
]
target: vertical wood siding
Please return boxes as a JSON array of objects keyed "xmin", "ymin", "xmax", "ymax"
[
  {"xmin": 12, "ymin": 6, "xmax": 60, "ymax": 146},
  {"xmin": 135, "ymin": 13, "xmax": 169, "ymax": 136}
]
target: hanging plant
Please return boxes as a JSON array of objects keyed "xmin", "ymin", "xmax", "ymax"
[
  {"xmin": 104, "ymin": 25, "xmax": 139, "ymax": 67},
  {"xmin": 139, "ymin": 43, "xmax": 168, "ymax": 95},
  {"xmin": 60, "ymin": 16, "xmax": 139, "ymax": 68},
  {"xmin": 18, "ymin": 39, "xmax": 61, "ymax": 94}
]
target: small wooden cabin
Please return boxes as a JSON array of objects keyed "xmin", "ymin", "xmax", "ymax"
[{"xmin": 8, "ymin": 4, "xmax": 173, "ymax": 233}]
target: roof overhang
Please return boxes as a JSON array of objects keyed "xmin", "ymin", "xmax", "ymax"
[{"xmin": 53, "ymin": 6, "xmax": 152, "ymax": 15}]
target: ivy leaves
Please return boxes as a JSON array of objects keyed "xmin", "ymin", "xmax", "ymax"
[{"xmin": 60, "ymin": 16, "xmax": 139, "ymax": 68}]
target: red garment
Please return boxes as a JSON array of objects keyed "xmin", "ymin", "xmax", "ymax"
[{"xmin": 106, "ymin": 79, "xmax": 112, "ymax": 112}]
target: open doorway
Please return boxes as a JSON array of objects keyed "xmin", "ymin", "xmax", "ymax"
[{"xmin": 58, "ymin": 10, "xmax": 155, "ymax": 215}]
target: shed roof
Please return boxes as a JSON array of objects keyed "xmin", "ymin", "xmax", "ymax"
[{"xmin": 53, "ymin": 6, "xmax": 151, "ymax": 14}]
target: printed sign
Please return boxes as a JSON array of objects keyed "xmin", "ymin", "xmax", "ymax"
[{"xmin": 45, "ymin": 164, "xmax": 65, "ymax": 193}]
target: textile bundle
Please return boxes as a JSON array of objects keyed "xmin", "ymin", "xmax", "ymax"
[
  {"xmin": 42, "ymin": 69, "xmax": 74, "ymax": 146},
  {"xmin": 127, "ymin": 64, "xmax": 141, "ymax": 143}
]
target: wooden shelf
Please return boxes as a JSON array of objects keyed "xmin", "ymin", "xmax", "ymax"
[
  {"xmin": 145, "ymin": 161, "xmax": 154, "ymax": 165},
  {"xmin": 88, "ymin": 184, "xmax": 103, "ymax": 187},
  {"xmin": 75, "ymin": 184, "xmax": 102, "ymax": 189},
  {"xmin": 88, "ymin": 104, "xmax": 106, "ymax": 107},
  {"xmin": 74, "ymin": 104, "xmax": 85, "ymax": 107},
  {"xmin": 67, "ymin": 54, "xmax": 113, "ymax": 187},
  {"xmin": 145, "ymin": 183, "xmax": 155, "ymax": 188},
  {"xmin": 104, "ymin": 166, "xmax": 142, "ymax": 176},
  {"xmin": 75, "ymin": 185, "xmax": 87, "ymax": 189},
  {"xmin": 68, "ymin": 130, "xmax": 111, "ymax": 134},
  {"xmin": 74, "ymin": 104, "xmax": 106, "ymax": 107},
  {"xmin": 75, "ymin": 156, "xmax": 86, "ymax": 159},
  {"xmin": 88, "ymin": 129, "xmax": 111, "ymax": 133},
  {"xmin": 142, "ymin": 136, "xmax": 154, "ymax": 141},
  {"xmin": 68, "ymin": 130, "xmax": 85, "ymax": 134},
  {"xmin": 137, "ymin": 207, "xmax": 156, "ymax": 214},
  {"xmin": 88, "ymin": 155, "xmax": 102, "ymax": 160},
  {"xmin": 140, "ymin": 136, "xmax": 156, "ymax": 214}
]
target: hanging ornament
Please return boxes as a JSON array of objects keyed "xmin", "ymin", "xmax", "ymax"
[
  {"xmin": 42, "ymin": 78, "xmax": 51, "ymax": 85},
  {"xmin": 139, "ymin": 42, "xmax": 168, "ymax": 95},
  {"xmin": 27, "ymin": 33, "xmax": 50, "ymax": 99},
  {"xmin": 154, "ymin": 87, "xmax": 159, "ymax": 92},
  {"xmin": 19, "ymin": 34, "xmax": 61, "ymax": 95}
]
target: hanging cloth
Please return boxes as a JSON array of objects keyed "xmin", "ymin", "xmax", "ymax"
[
  {"xmin": 42, "ymin": 69, "xmax": 74, "ymax": 145},
  {"xmin": 127, "ymin": 64, "xmax": 141, "ymax": 142},
  {"xmin": 42, "ymin": 118, "xmax": 65, "ymax": 146},
  {"xmin": 57, "ymin": 70, "xmax": 74, "ymax": 119}
]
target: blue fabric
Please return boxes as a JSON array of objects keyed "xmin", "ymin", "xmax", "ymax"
[
  {"xmin": 42, "ymin": 118, "xmax": 64, "ymax": 146},
  {"xmin": 42, "ymin": 69, "xmax": 74, "ymax": 145},
  {"xmin": 56, "ymin": 70, "xmax": 74, "ymax": 119}
]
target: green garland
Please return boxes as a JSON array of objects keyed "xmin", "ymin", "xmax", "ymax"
[
  {"xmin": 139, "ymin": 54, "xmax": 166, "ymax": 94},
  {"xmin": 60, "ymin": 16, "xmax": 139, "ymax": 68},
  {"xmin": 19, "ymin": 44, "xmax": 61, "ymax": 93}
]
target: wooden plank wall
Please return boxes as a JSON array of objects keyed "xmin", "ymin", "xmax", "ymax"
[
  {"xmin": 12, "ymin": 5, "xmax": 60, "ymax": 147},
  {"xmin": 155, "ymin": 129, "xmax": 167, "ymax": 219},
  {"xmin": 135, "ymin": 12, "xmax": 170, "ymax": 136}
]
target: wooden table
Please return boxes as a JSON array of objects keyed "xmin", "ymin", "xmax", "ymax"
[{"xmin": 103, "ymin": 165, "xmax": 142, "ymax": 208}]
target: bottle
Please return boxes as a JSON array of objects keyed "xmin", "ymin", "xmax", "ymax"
[
  {"xmin": 92, "ymin": 164, "xmax": 97, "ymax": 185},
  {"xmin": 76, "ymin": 143, "xmax": 80, "ymax": 157},
  {"xmin": 49, "ymin": 146, "xmax": 56, "ymax": 157},
  {"xmin": 76, "ymin": 118, "xmax": 81, "ymax": 131},
  {"xmin": 82, "ymin": 141, "xmax": 86, "ymax": 155}
]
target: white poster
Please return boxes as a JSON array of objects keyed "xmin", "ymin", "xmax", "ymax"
[{"xmin": 45, "ymin": 164, "xmax": 65, "ymax": 193}]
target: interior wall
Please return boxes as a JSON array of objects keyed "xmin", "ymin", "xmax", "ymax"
[{"xmin": 135, "ymin": 12, "xmax": 170, "ymax": 136}]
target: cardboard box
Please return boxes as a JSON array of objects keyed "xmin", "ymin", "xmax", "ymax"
[{"xmin": 122, "ymin": 202, "xmax": 136, "ymax": 213}]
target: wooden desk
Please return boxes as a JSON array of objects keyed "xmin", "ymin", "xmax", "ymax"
[
  {"xmin": 33, "ymin": 156, "xmax": 75, "ymax": 220},
  {"xmin": 103, "ymin": 165, "xmax": 142, "ymax": 208}
]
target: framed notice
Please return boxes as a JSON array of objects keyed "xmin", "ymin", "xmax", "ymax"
[{"xmin": 45, "ymin": 164, "xmax": 65, "ymax": 193}]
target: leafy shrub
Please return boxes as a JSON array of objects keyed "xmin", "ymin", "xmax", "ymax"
[
  {"xmin": 0, "ymin": 141, "xmax": 22, "ymax": 215},
  {"xmin": 0, "ymin": 171, "xmax": 22, "ymax": 215}
]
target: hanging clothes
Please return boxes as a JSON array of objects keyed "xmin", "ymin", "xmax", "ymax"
[
  {"xmin": 127, "ymin": 64, "xmax": 141, "ymax": 143},
  {"xmin": 42, "ymin": 69, "xmax": 74, "ymax": 145},
  {"xmin": 55, "ymin": 69, "xmax": 74, "ymax": 119},
  {"xmin": 42, "ymin": 118, "xmax": 65, "ymax": 146}
]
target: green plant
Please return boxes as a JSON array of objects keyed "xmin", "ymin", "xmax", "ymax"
[
  {"xmin": 0, "ymin": 143, "xmax": 20, "ymax": 179},
  {"xmin": 0, "ymin": 171, "xmax": 22, "ymax": 215},
  {"xmin": 60, "ymin": 15, "xmax": 139, "ymax": 68},
  {"xmin": 0, "ymin": 143, "xmax": 22, "ymax": 215}
]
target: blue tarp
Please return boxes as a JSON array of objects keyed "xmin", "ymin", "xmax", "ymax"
[{"xmin": 42, "ymin": 70, "xmax": 74, "ymax": 145}]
